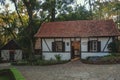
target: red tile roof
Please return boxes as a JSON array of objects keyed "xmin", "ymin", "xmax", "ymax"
[{"xmin": 35, "ymin": 20, "xmax": 120, "ymax": 38}]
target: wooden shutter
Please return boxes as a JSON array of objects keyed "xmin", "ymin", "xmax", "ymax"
[
  {"xmin": 52, "ymin": 42, "xmax": 55, "ymax": 52},
  {"xmin": 62, "ymin": 42, "xmax": 65, "ymax": 52},
  {"xmin": 97, "ymin": 41, "xmax": 101, "ymax": 52},
  {"xmin": 88, "ymin": 41, "xmax": 90, "ymax": 52}
]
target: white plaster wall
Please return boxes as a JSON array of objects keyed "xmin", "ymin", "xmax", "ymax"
[
  {"xmin": 81, "ymin": 53, "xmax": 110, "ymax": 59},
  {"xmin": 42, "ymin": 38, "xmax": 71, "ymax": 60},
  {"xmin": 42, "ymin": 37, "xmax": 112, "ymax": 60},
  {"xmin": 81, "ymin": 37, "xmax": 112, "ymax": 52},
  {"xmin": 81, "ymin": 37, "xmax": 112, "ymax": 59},
  {"xmin": 42, "ymin": 38, "xmax": 71, "ymax": 52},
  {"xmin": 81, "ymin": 38, "xmax": 88, "ymax": 51},
  {"xmin": 43, "ymin": 52, "xmax": 71, "ymax": 60},
  {"xmin": 63, "ymin": 38, "xmax": 71, "ymax": 51},
  {"xmin": 99, "ymin": 38, "xmax": 112, "ymax": 51},
  {"xmin": 42, "ymin": 39, "xmax": 54, "ymax": 51},
  {"xmin": 1, "ymin": 50, "xmax": 22, "ymax": 61},
  {"xmin": 1, "ymin": 50, "xmax": 9, "ymax": 60},
  {"xmin": 15, "ymin": 50, "xmax": 22, "ymax": 60}
]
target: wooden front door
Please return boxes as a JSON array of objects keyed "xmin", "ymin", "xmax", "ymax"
[
  {"xmin": 71, "ymin": 41, "xmax": 80, "ymax": 59},
  {"xmin": 9, "ymin": 50, "xmax": 15, "ymax": 61}
]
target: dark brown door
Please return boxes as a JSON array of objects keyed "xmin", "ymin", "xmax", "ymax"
[
  {"xmin": 71, "ymin": 41, "xmax": 80, "ymax": 59},
  {"xmin": 71, "ymin": 46, "xmax": 74, "ymax": 59},
  {"xmin": 9, "ymin": 50, "xmax": 15, "ymax": 61}
]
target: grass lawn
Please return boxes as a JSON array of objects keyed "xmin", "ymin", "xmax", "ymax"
[
  {"xmin": 0, "ymin": 69, "xmax": 14, "ymax": 80},
  {"xmin": 0, "ymin": 75, "xmax": 11, "ymax": 80},
  {"xmin": 0, "ymin": 68, "xmax": 25, "ymax": 80}
]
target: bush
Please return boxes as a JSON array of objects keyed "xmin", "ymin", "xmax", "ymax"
[
  {"xmin": 82, "ymin": 55, "xmax": 120, "ymax": 64},
  {"xmin": 86, "ymin": 56, "xmax": 101, "ymax": 61},
  {"xmin": 54, "ymin": 54, "xmax": 61, "ymax": 61},
  {"xmin": 107, "ymin": 40, "xmax": 120, "ymax": 54},
  {"xmin": 11, "ymin": 60, "xmax": 28, "ymax": 66},
  {"xmin": 12, "ymin": 56, "xmax": 69, "ymax": 66}
]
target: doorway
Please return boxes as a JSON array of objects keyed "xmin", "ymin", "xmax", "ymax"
[
  {"xmin": 9, "ymin": 50, "xmax": 15, "ymax": 61},
  {"xmin": 71, "ymin": 41, "xmax": 81, "ymax": 59}
]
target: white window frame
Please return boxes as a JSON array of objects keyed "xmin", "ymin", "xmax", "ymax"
[{"xmin": 90, "ymin": 40, "xmax": 98, "ymax": 52}]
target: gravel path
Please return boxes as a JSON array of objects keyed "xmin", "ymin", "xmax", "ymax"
[{"xmin": 10, "ymin": 61, "xmax": 120, "ymax": 80}]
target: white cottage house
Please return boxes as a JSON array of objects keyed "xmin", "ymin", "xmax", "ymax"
[
  {"xmin": 0, "ymin": 40, "xmax": 22, "ymax": 61},
  {"xmin": 34, "ymin": 20, "xmax": 120, "ymax": 60}
]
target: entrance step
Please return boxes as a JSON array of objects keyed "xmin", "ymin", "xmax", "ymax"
[{"xmin": 71, "ymin": 57, "xmax": 80, "ymax": 61}]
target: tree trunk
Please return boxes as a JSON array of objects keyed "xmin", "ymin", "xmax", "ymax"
[
  {"xmin": 89, "ymin": 0, "xmax": 93, "ymax": 19},
  {"xmin": 22, "ymin": 0, "xmax": 35, "ymax": 62},
  {"xmin": 50, "ymin": 0, "xmax": 56, "ymax": 21}
]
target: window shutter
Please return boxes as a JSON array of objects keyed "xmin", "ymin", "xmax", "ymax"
[
  {"xmin": 97, "ymin": 41, "xmax": 101, "ymax": 52},
  {"xmin": 62, "ymin": 42, "xmax": 65, "ymax": 52},
  {"xmin": 88, "ymin": 41, "xmax": 90, "ymax": 52},
  {"xmin": 52, "ymin": 42, "xmax": 55, "ymax": 52}
]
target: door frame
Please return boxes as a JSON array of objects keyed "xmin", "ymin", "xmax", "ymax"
[
  {"xmin": 71, "ymin": 41, "xmax": 81, "ymax": 59},
  {"xmin": 9, "ymin": 50, "xmax": 15, "ymax": 61}
]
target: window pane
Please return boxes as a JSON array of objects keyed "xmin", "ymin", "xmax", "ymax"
[
  {"xmin": 54, "ymin": 41, "xmax": 63, "ymax": 52},
  {"xmin": 89, "ymin": 40, "xmax": 98, "ymax": 52},
  {"xmin": 56, "ymin": 42, "xmax": 62, "ymax": 51}
]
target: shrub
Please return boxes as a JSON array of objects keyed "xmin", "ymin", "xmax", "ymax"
[
  {"xmin": 54, "ymin": 54, "xmax": 61, "ymax": 61},
  {"xmin": 86, "ymin": 56, "xmax": 101, "ymax": 61},
  {"xmin": 107, "ymin": 40, "xmax": 120, "ymax": 55},
  {"xmin": 82, "ymin": 55, "xmax": 120, "ymax": 64},
  {"xmin": 11, "ymin": 60, "xmax": 28, "ymax": 66}
]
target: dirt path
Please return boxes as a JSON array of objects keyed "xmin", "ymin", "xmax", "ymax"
[{"xmin": 14, "ymin": 61, "xmax": 120, "ymax": 80}]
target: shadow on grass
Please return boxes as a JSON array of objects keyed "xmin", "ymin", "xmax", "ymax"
[{"xmin": 0, "ymin": 68, "xmax": 25, "ymax": 80}]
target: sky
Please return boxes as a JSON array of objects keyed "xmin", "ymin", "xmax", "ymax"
[
  {"xmin": 0, "ymin": 0, "xmax": 15, "ymax": 12},
  {"xmin": 0, "ymin": 0, "xmax": 86, "ymax": 12}
]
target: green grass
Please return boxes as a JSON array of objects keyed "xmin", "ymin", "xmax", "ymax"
[
  {"xmin": 0, "ymin": 68, "xmax": 25, "ymax": 80},
  {"xmin": 0, "ymin": 75, "xmax": 11, "ymax": 80},
  {"xmin": 0, "ymin": 69, "xmax": 13, "ymax": 80},
  {"xmin": 10, "ymin": 68, "xmax": 25, "ymax": 80}
]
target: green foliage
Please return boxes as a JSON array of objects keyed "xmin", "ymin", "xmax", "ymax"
[
  {"xmin": 10, "ymin": 68, "xmax": 25, "ymax": 80},
  {"xmin": 54, "ymin": 54, "xmax": 61, "ymax": 61},
  {"xmin": 93, "ymin": 0, "xmax": 120, "ymax": 24},
  {"xmin": 56, "ymin": 6, "xmax": 91, "ymax": 21},
  {"xmin": 0, "ymin": 68, "xmax": 25, "ymax": 80},
  {"xmin": 0, "ymin": 69, "xmax": 13, "ymax": 80},
  {"xmin": 12, "ymin": 56, "xmax": 69, "ymax": 66},
  {"xmin": 107, "ymin": 40, "xmax": 120, "ymax": 54},
  {"xmin": 41, "ymin": 0, "xmax": 74, "ymax": 21},
  {"xmin": 82, "ymin": 54, "xmax": 120, "ymax": 64},
  {"xmin": 12, "ymin": 60, "xmax": 28, "ymax": 66}
]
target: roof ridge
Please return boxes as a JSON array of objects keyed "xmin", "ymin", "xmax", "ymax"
[
  {"xmin": 35, "ymin": 19, "xmax": 120, "ymax": 38},
  {"xmin": 45, "ymin": 19, "xmax": 113, "ymax": 23}
]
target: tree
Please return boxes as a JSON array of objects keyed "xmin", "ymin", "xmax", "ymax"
[
  {"xmin": 56, "ymin": 6, "xmax": 91, "ymax": 21},
  {"xmin": 93, "ymin": 0, "xmax": 120, "ymax": 20},
  {"xmin": 0, "ymin": 4, "xmax": 19, "ymax": 45},
  {"xmin": 41, "ymin": 0, "xmax": 74, "ymax": 21}
]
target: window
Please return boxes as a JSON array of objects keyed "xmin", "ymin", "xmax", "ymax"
[
  {"xmin": 52, "ymin": 41, "xmax": 65, "ymax": 52},
  {"xmin": 88, "ymin": 40, "xmax": 101, "ymax": 52}
]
